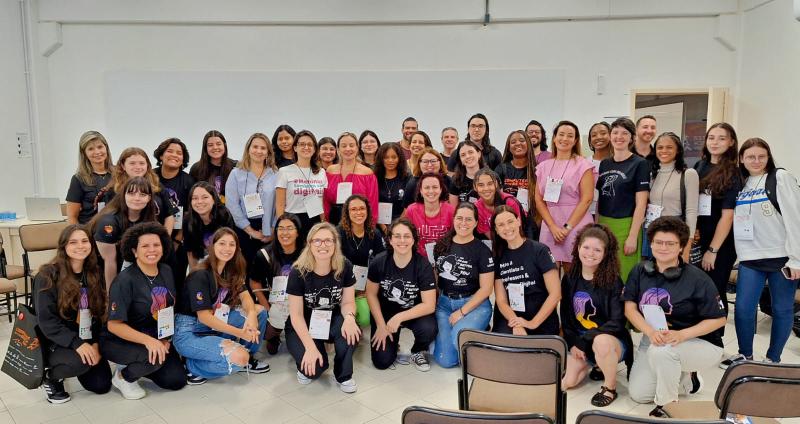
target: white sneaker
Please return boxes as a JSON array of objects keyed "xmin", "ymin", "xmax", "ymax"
[
  {"xmin": 296, "ymin": 371, "xmax": 312, "ymax": 385},
  {"xmin": 112, "ymin": 366, "xmax": 146, "ymax": 400},
  {"xmin": 337, "ymin": 378, "xmax": 357, "ymax": 393}
]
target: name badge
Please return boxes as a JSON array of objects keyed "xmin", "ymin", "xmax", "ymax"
[
  {"xmin": 641, "ymin": 304, "xmax": 669, "ymax": 331},
  {"xmin": 468, "ymin": 196, "xmax": 478, "ymax": 204},
  {"xmin": 244, "ymin": 192, "xmax": 264, "ymax": 218},
  {"xmin": 304, "ymin": 195, "xmax": 324, "ymax": 218},
  {"xmin": 377, "ymin": 202, "xmax": 393, "ymax": 225},
  {"xmin": 214, "ymin": 303, "xmax": 230, "ymax": 322},
  {"xmin": 734, "ymin": 215, "xmax": 754, "ymax": 240},
  {"xmin": 268, "ymin": 302, "xmax": 289, "ymax": 326},
  {"xmin": 482, "ymin": 239, "xmax": 492, "ymax": 251},
  {"xmin": 353, "ymin": 265, "xmax": 368, "ymax": 291},
  {"xmin": 336, "ymin": 182, "xmax": 353, "ymax": 204},
  {"xmin": 173, "ymin": 206, "xmax": 183, "ymax": 230},
  {"xmin": 424, "ymin": 242, "xmax": 436, "ymax": 265},
  {"xmin": 157, "ymin": 306, "xmax": 175, "ymax": 339},
  {"xmin": 644, "ymin": 203, "xmax": 664, "ymax": 227},
  {"xmin": 309, "ymin": 309, "xmax": 332, "ymax": 340},
  {"xmin": 97, "ymin": 202, "xmax": 106, "ymax": 213},
  {"xmin": 516, "ymin": 188, "xmax": 530, "ymax": 212},
  {"xmin": 507, "ymin": 283, "xmax": 525, "ymax": 312},
  {"xmin": 78, "ymin": 309, "xmax": 92, "ymax": 340},
  {"xmin": 589, "ymin": 189, "xmax": 599, "ymax": 215},
  {"xmin": 698, "ymin": 193, "xmax": 712, "ymax": 216},
  {"xmin": 543, "ymin": 177, "xmax": 564, "ymax": 203},
  {"xmin": 269, "ymin": 276, "xmax": 289, "ymax": 303}
]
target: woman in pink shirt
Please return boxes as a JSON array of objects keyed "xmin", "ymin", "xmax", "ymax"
[
  {"xmin": 473, "ymin": 169, "xmax": 523, "ymax": 237},
  {"xmin": 402, "ymin": 173, "xmax": 455, "ymax": 261},
  {"xmin": 534, "ymin": 121, "xmax": 597, "ymax": 268},
  {"xmin": 323, "ymin": 132, "xmax": 378, "ymax": 225}
]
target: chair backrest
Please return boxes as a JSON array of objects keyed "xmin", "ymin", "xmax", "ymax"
[
  {"xmin": 577, "ymin": 410, "xmax": 726, "ymax": 424},
  {"xmin": 403, "ymin": 406, "xmax": 554, "ymax": 424},
  {"xmin": 18, "ymin": 221, "xmax": 69, "ymax": 253},
  {"xmin": 0, "ymin": 233, "xmax": 7, "ymax": 278},
  {"xmin": 458, "ymin": 329, "xmax": 567, "ymax": 382},
  {"xmin": 60, "ymin": 203, "xmax": 67, "ymax": 217},
  {"xmin": 715, "ymin": 361, "xmax": 800, "ymax": 418}
]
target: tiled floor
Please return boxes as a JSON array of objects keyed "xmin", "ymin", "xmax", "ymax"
[{"xmin": 0, "ymin": 306, "xmax": 798, "ymax": 423}]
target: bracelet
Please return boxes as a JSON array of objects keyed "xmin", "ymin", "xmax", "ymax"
[
  {"xmin": 345, "ymin": 312, "xmax": 356, "ymax": 319},
  {"xmin": 459, "ymin": 307, "xmax": 466, "ymax": 317}
]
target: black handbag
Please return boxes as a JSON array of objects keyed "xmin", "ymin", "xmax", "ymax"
[{"xmin": 1, "ymin": 305, "xmax": 45, "ymax": 389}]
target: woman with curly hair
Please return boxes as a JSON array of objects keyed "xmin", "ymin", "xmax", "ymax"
[
  {"xmin": 34, "ymin": 225, "xmax": 110, "ymax": 403},
  {"xmin": 560, "ymin": 224, "xmax": 632, "ymax": 407}
]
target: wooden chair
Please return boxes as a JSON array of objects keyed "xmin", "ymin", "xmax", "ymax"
[
  {"xmin": 663, "ymin": 361, "xmax": 800, "ymax": 424},
  {"xmin": 403, "ymin": 406, "xmax": 554, "ymax": 424},
  {"xmin": 0, "ymin": 234, "xmax": 22, "ymax": 321},
  {"xmin": 18, "ymin": 221, "xmax": 69, "ymax": 304},
  {"xmin": 577, "ymin": 409, "xmax": 726, "ymax": 424},
  {"xmin": 457, "ymin": 329, "xmax": 568, "ymax": 424}
]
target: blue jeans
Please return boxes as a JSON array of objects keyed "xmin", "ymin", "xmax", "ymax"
[
  {"xmin": 433, "ymin": 295, "xmax": 493, "ymax": 368},
  {"xmin": 173, "ymin": 308, "xmax": 268, "ymax": 379},
  {"xmin": 734, "ymin": 263, "xmax": 798, "ymax": 362}
]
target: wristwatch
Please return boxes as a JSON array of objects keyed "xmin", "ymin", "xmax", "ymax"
[
  {"xmin": 563, "ymin": 223, "xmax": 573, "ymax": 230},
  {"xmin": 707, "ymin": 246, "xmax": 719, "ymax": 254}
]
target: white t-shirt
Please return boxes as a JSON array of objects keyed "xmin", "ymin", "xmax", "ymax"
[{"xmin": 276, "ymin": 165, "xmax": 328, "ymax": 214}]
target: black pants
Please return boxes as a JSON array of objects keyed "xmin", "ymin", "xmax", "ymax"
[
  {"xmin": 46, "ymin": 345, "xmax": 112, "ymax": 394},
  {"xmin": 285, "ymin": 315, "xmax": 354, "ymax": 383},
  {"xmin": 294, "ymin": 212, "xmax": 322, "ymax": 234},
  {"xmin": 171, "ymin": 241, "xmax": 189, "ymax": 295},
  {"xmin": 369, "ymin": 313, "xmax": 437, "ymax": 370},
  {"xmin": 237, "ymin": 220, "xmax": 268, "ymax": 275},
  {"xmin": 99, "ymin": 336, "xmax": 186, "ymax": 390}
]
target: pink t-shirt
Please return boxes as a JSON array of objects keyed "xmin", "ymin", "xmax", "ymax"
[
  {"xmin": 405, "ymin": 201, "xmax": 455, "ymax": 258},
  {"xmin": 475, "ymin": 192, "xmax": 522, "ymax": 236}
]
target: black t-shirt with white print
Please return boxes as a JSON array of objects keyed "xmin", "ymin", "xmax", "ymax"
[
  {"xmin": 378, "ymin": 174, "xmax": 410, "ymax": 221},
  {"xmin": 155, "ymin": 168, "xmax": 196, "ymax": 214},
  {"xmin": 494, "ymin": 162, "xmax": 529, "ymax": 198},
  {"xmin": 178, "ymin": 269, "xmax": 235, "ymax": 317},
  {"xmin": 286, "ymin": 260, "xmax": 356, "ymax": 323},
  {"xmin": 106, "ymin": 263, "xmax": 176, "ymax": 339},
  {"xmin": 448, "ymin": 176, "xmax": 478, "ymax": 203},
  {"xmin": 368, "ymin": 251, "xmax": 436, "ymax": 317},
  {"xmin": 495, "ymin": 239, "xmax": 559, "ymax": 329},
  {"xmin": 434, "ymin": 238, "xmax": 494, "ymax": 296},
  {"xmin": 622, "ymin": 262, "xmax": 726, "ymax": 347},
  {"xmin": 596, "ymin": 154, "xmax": 650, "ymax": 218}
]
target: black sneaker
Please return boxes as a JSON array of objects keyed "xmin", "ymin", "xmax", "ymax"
[
  {"xmin": 589, "ymin": 366, "xmax": 604, "ymax": 381},
  {"xmin": 42, "ymin": 376, "xmax": 71, "ymax": 404},
  {"xmin": 186, "ymin": 371, "xmax": 207, "ymax": 386},
  {"xmin": 649, "ymin": 405, "xmax": 669, "ymax": 418},
  {"xmin": 719, "ymin": 353, "xmax": 750, "ymax": 369},
  {"xmin": 240, "ymin": 357, "xmax": 270, "ymax": 374}
]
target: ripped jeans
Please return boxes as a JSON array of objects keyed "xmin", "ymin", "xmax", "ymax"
[{"xmin": 173, "ymin": 309, "xmax": 268, "ymax": 379}]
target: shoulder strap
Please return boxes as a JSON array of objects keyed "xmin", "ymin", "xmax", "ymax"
[
  {"xmin": 679, "ymin": 170, "xmax": 686, "ymax": 221},
  {"xmin": 766, "ymin": 168, "xmax": 782, "ymax": 215},
  {"xmin": 260, "ymin": 248, "xmax": 271, "ymax": 265}
]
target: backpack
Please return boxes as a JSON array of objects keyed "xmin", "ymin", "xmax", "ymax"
[{"xmin": 765, "ymin": 168, "xmax": 782, "ymax": 215}]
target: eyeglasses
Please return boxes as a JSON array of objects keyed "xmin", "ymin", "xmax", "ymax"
[
  {"xmin": 651, "ymin": 240, "xmax": 680, "ymax": 248},
  {"xmin": 420, "ymin": 159, "xmax": 438, "ymax": 165},
  {"xmin": 469, "ymin": 124, "xmax": 486, "ymax": 130},
  {"xmin": 296, "ymin": 142, "xmax": 315, "ymax": 148},
  {"xmin": 391, "ymin": 234, "xmax": 414, "ymax": 240},
  {"xmin": 743, "ymin": 155, "xmax": 768, "ymax": 163},
  {"xmin": 310, "ymin": 238, "xmax": 335, "ymax": 247},
  {"xmin": 277, "ymin": 226, "xmax": 297, "ymax": 232}
]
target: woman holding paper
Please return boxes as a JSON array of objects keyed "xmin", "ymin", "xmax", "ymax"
[
  {"xmin": 34, "ymin": 225, "xmax": 111, "ymax": 404},
  {"xmin": 285, "ymin": 222, "xmax": 361, "ymax": 393},
  {"xmin": 624, "ymin": 217, "xmax": 726, "ymax": 418},
  {"xmin": 323, "ymin": 132, "xmax": 378, "ymax": 226},
  {"xmin": 249, "ymin": 213, "xmax": 305, "ymax": 354},
  {"xmin": 491, "ymin": 205, "xmax": 561, "ymax": 336},
  {"xmin": 100, "ymin": 222, "xmax": 186, "ymax": 399},
  {"xmin": 432, "ymin": 202, "xmax": 494, "ymax": 368},
  {"xmin": 275, "ymin": 130, "xmax": 328, "ymax": 233},
  {"xmin": 173, "ymin": 228, "xmax": 268, "ymax": 384},
  {"xmin": 375, "ymin": 143, "xmax": 410, "ymax": 230},
  {"xmin": 366, "ymin": 218, "xmax": 437, "ymax": 372},
  {"xmin": 337, "ymin": 194, "xmax": 386, "ymax": 326}
]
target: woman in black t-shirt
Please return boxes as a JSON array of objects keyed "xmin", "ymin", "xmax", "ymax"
[
  {"xmin": 100, "ymin": 222, "xmax": 186, "ymax": 399},
  {"xmin": 375, "ymin": 143, "xmax": 410, "ymax": 232},
  {"xmin": 285, "ymin": 222, "xmax": 361, "ymax": 393},
  {"xmin": 182, "ymin": 182, "xmax": 235, "ymax": 268},
  {"xmin": 432, "ymin": 202, "xmax": 494, "ymax": 368},
  {"xmin": 91, "ymin": 177, "xmax": 159, "ymax": 288},
  {"xmin": 65, "ymin": 131, "xmax": 114, "ymax": 224},
  {"xmin": 491, "ymin": 206, "xmax": 560, "ymax": 336},
  {"xmin": 366, "ymin": 218, "xmax": 437, "ymax": 371},
  {"xmin": 560, "ymin": 224, "xmax": 632, "ymax": 407},
  {"xmin": 189, "ymin": 130, "xmax": 237, "ymax": 201},
  {"xmin": 173, "ymin": 228, "xmax": 269, "ymax": 384},
  {"xmin": 249, "ymin": 213, "xmax": 304, "ymax": 354},
  {"xmin": 34, "ymin": 225, "xmax": 110, "ymax": 403},
  {"xmin": 448, "ymin": 141, "xmax": 484, "ymax": 205},
  {"xmin": 624, "ymin": 217, "xmax": 726, "ymax": 418},
  {"xmin": 495, "ymin": 130, "xmax": 537, "ymax": 216}
]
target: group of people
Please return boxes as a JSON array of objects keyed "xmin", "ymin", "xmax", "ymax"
[{"xmin": 35, "ymin": 115, "xmax": 797, "ymax": 419}]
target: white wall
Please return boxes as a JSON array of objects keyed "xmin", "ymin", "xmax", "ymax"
[
  {"xmin": 737, "ymin": 0, "xmax": 800, "ymax": 174},
  {"xmin": 1, "ymin": 0, "xmax": 744, "ymax": 211}
]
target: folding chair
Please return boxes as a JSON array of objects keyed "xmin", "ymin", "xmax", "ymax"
[
  {"xmin": 403, "ymin": 405, "xmax": 554, "ymax": 424},
  {"xmin": 577, "ymin": 409, "xmax": 726, "ymax": 424},
  {"xmin": 0, "ymin": 234, "xmax": 22, "ymax": 321},
  {"xmin": 18, "ymin": 221, "xmax": 69, "ymax": 304}
]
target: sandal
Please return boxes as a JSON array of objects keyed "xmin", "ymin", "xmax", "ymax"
[{"xmin": 591, "ymin": 385, "xmax": 618, "ymax": 407}]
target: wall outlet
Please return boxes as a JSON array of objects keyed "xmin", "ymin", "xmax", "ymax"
[{"xmin": 16, "ymin": 132, "xmax": 31, "ymax": 158}]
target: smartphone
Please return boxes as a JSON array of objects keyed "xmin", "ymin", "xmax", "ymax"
[{"xmin": 781, "ymin": 267, "xmax": 793, "ymax": 279}]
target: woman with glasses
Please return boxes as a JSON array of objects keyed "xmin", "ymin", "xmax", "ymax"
[
  {"xmin": 643, "ymin": 132, "xmax": 699, "ymax": 260},
  {"xmin": 729, "ymin": 138, "xmax": 800, "ymax": 367},
  {"xmin": 432, "ymin": 202, "xmax": 494, "ymax": 368},
  {"xmin": 275, "ymin": 130, "xmax": 328, "ymax": 232},
  {"xmin": 285, "ymin": 222, "xmax": 361, "ymax": 393},
  {"xmin": 401, "ymin": 148, "xmax": 451, "ymax": 209},
  {"xmin": 625, "ymin": 217, "xmax": 726, "ymax": 418},
  {"xmin": 366, "ymin": 218, "xmax": 437, "ymax": 371}
]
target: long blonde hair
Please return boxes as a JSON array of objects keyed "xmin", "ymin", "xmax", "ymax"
[
  {"xmin": 292, "ymin": 222, "xmax": 346, "ymax": 281},
  {"xmin": 76, "ymin": 131, "xmax": 114, "ymax": 186},
  {"xmin": 238, "ymin": 133, "xmax": 277, "ymax": 172}
]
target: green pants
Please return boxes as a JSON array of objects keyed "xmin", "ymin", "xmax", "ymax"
[{"xmin": 598, "ymin": 215, "xmax": 641, "ymax": 283}]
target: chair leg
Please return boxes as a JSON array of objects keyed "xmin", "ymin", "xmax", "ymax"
[{"xmin": 5, "ymin": 293, "xmax": 9, "ymax": 323}]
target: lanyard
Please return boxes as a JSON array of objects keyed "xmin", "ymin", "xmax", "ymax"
[
  {"xmin": 548, "ymin": 158, "xmax": 572, "ymax": 181},
  {"xmin": 656, "ymin": 169, "xmax": 675, "ymax": 205}
]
